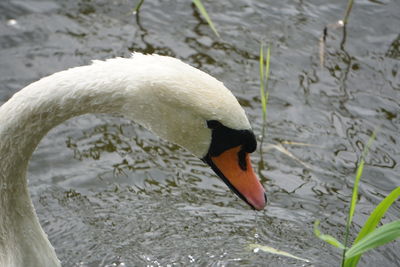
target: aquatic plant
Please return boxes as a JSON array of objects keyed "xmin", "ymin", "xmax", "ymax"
[
  {"xmin": 319, "ymin": 0, "xmax": 355, "ymax": 67},
  {"xmin": 134, "ymin": 0, "xmax": 144, "ymax": 13},
  {"xmin": 134, "ymin": 0, "xmax": 219, "ymax": 37},
  {"xmin": 259, "ymin": 43, "xmax": 270, "ymax": 123},
  {"xmin": 343, "ymin": 0, "xmax": 354, "ymax": 25},
  {"xmin": 192, "ymin": 0, "xmax": 219, "ymax": 37},
  {"xmin": 258, "ymin": 43, "xmax": 271, "ymax": 148},
  {"xmin": 314, "ymin": 132, "xmax": 400, "ymax": 267}
]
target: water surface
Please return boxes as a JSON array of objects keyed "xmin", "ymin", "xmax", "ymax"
[{"xmin": 0, "ymin": 0, "xmax": 399, "ymax": 266}]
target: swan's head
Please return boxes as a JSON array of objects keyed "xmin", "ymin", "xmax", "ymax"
[
  {"xmin": 201, "ymin": 120, "xmax": 266, "ymax": 210},
  {"xmin": 116, "ymin": 53, "xmax": 266, "ymax": 210}
]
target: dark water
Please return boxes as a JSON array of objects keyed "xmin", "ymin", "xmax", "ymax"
[{"xmin": 1, "ymin": 0, "xmax": 399, "ymax": 266}]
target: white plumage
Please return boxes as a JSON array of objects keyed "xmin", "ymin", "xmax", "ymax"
[{"xmin": 0, "ymin": 53, "xmax": 252, "ymax": 266}]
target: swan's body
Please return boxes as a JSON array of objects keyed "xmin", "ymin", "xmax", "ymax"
[{"xmin": 0, "ymin": 53, "xmax": 266, "ymax": 266}]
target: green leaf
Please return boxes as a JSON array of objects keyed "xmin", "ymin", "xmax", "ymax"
[
  {"xmin": 314, "ymin": 220, "xmax": 345, "ymax": 249},
  {"xmin": 355, "ymin": 187, "xmax": 400, "ymax": 244},
  {"xmin": 348, "ymin": 159, "xmax": 365, "ymax": 223},
  {"xmin": 348, "ymin": 131, "xmax": 375, "ymax": 224},
  {"xmin": 342, "ymin": 131, "xmax": 377, "ymax": 262},
  {"xmin": 349, "ymin": 131, "xmax": 376, "ymax": 223},
  {"xmin": 192, "ymin": 0, "xmax": 220, "ymax": 37},
  {"xmin": 345, "ymin": 220, "xmax": 400, "ymax": 259},
  {"xmin": 345, "ymin": 186, "xmax": 400, "ymax": 266}
]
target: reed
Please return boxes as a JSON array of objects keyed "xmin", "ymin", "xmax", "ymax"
[
  {"xmin": 319, "ymin": 0, "xmax": 355, "ymax": 67},
  {"xmin": 134, "ymin": 0, "xmax": 144, "ymax": 13},
  {"xmin": 192, "ymin": 0, "xmax": 220, "ymax": 37},
  {"xmin": 343, "ymin": 0, "xmax": 354, "ymax": 25},
  {"xmin": 259, "ymin": 43, "xmax": 271, "ymax": 144}
]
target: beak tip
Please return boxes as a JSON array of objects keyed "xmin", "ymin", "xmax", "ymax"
[{"xmin": 249, "ymin": 191, "xmax": 267, "ymax": 211}]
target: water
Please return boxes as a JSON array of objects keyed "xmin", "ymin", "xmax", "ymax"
[{"xmin": 1, "ymin": 0, "xmax": 399, "ymax": 266}]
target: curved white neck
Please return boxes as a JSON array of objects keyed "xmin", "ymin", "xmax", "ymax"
[{"xmin": 0, "ymin": 60, "xmax": 134, "ymax": 267}]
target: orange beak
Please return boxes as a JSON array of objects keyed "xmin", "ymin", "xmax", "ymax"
[{"xmin": 210, "ymin": 146, "xmax": 266, "ymax": 210}]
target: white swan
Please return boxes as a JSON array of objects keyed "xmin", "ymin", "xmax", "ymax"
[{"xmin": 0, "ymin": 53, "xmax": 266, "ymax": 267}]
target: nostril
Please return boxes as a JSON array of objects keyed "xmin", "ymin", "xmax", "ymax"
[{"xmin": 264, "ymin": 192, "xmax": 268, "ymax": 205}]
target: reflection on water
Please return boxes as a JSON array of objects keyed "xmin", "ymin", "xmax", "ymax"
[{"xmin": 0, "ymin": 0, "xmax": 399, "ymax": 266}]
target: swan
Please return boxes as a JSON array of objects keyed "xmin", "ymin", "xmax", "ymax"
[{"xmin": 0, "ymin": 53, "xmax": 266, "ymax": 267}]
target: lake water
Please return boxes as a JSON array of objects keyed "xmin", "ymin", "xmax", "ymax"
[{"xmin": 0, "ymin": 0, "xmax": 399, "ymax": 266}]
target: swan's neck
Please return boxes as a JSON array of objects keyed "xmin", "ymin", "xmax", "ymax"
[
  {"xmin": 0, "ymin": 62, "xmax": 137, "ymax": 266},
  {"xmin": 1, "ymin": 56, "xmax": 178, "ymax": 266},
  {"xmin": 0, "ymin": 61, "xmax": 135, "ymax": 189}
]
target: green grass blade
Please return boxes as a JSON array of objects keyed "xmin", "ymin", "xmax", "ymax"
[
  {"xmin": 259, "ymin": 43, "xmax": 264, "ymax": 94},
  {"xmin": 259, "ymin": 43, "xmax": 271, "ymax": 122},
  {"xmin": 345, "ymin": 186, "xmax": 400, "ymax": 266},
  {"xmin": 259, "ymin": 44, "xmax": 266, "ymax": 120},
  {"xmin": 342, "ymin": 131, "xmax": 377, "ymax": 264},
  {"xmin": 263, "ymin": 45, "xmax": 271, "ymax": 123},
  {"xmin": 264, "ymin": 45, "xmax": 271, "ymax": 96},
  {"xmin": 134, "ymin": 0, "xmax": 145, "ymax": 13},
  {"xmin": 263, "ymin": 91, "xmax": 269, "ymax": 122},
  {"xmin": 345, "ymin": 220, "xmax": 400, "ymax": 259},
  {"xmin": 348, "ymin": 159, "xmax": 365, "ymax": 223},
  {"xmin": 355, "ymin": 186, "xmax": 400, "ymax": 243},
  {"xmin": 314, "ymin": 220, "xmax": 345, "ymax": 249},
  {"xmin": 192, "ymin": 0, "xmax": 220, "ymax": 37},
  {"xmin": 348, "ymin": 132, "xmax": 376, "ymax": 223}
]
